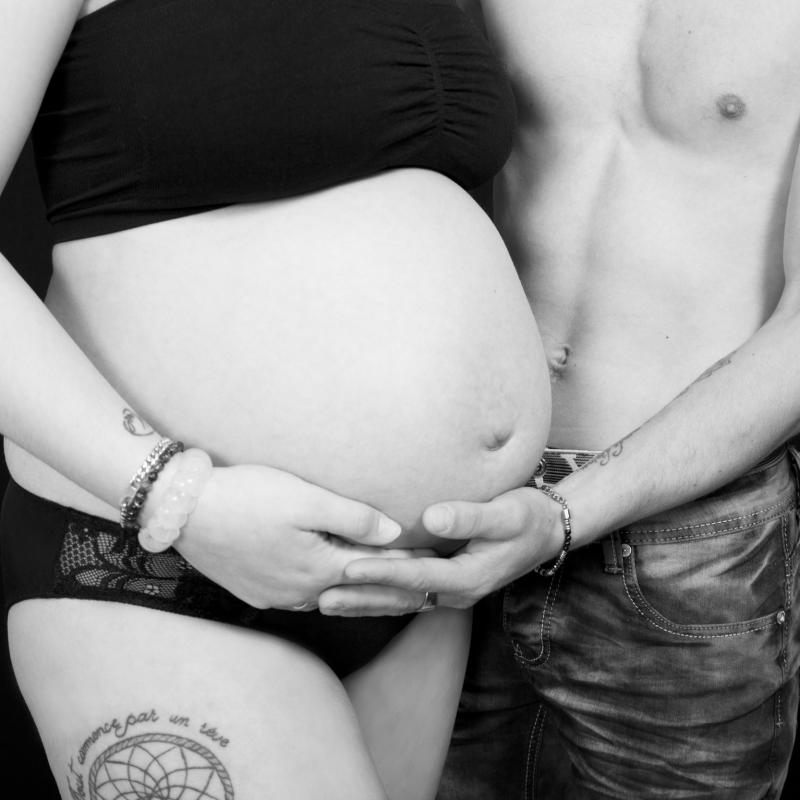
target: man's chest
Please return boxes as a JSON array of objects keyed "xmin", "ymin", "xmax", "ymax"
[{"xmin": 482, "ymin": 0, "xmax": 800, "ymax": 150}]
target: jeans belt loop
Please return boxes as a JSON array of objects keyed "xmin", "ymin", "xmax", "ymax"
[{"xmin": 602, "ymin": 534, "xmax": 623, "ymax": 575}]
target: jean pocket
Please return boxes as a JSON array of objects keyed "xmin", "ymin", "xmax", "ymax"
[
  {"xmin": 621, "ymin": 512, "xmax": 791, "ymax": 638},
  {"xmin": 788, "ymin": 445, "xmax": 800, "ymax": 550}
]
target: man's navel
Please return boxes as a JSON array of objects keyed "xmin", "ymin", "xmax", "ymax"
[{"xmin": 547, "ymin": 343, "xmax": 571, "ymax": 381}]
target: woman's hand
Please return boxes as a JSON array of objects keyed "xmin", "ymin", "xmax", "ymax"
[
  {"xmin": 172, "ymin": 464, "xmax": 408, "ymax": 610},
  {"xmin": 318, "ymin": 486, "xmax": 565, "ymax": 615}
]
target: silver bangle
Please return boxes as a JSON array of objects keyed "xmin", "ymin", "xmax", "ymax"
[
  {"xmin": 119, "ymin": 438, "xmax": 184, "ymax": 532},
  {"xmin": 532, "ymin": 485, "xmax": 572, "ymax": 577}
]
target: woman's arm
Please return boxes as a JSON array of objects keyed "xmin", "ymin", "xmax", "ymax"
[
  {"xmin": 1, "ymin": 1, "xmax": 402, "ymax": 610},
  {"xmin": 0, "ymin": 0, "xmax": 141, "ymax": 506}
]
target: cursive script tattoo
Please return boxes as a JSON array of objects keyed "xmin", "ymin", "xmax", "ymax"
[
  {"xmin": 67, "ymin": 709, "xmax": 236, "ymax": 800},
  {"xmin": 199, "ymin": 723, "xmax": 230, "ymax": 748},
  {"xmin": 122, "ymin": 408, "xmax": 155, "ymax": 436},
  {"xmin": 77, "ymin": 709, "xmax": 160, "ymax": 766},
  {"xmin": 590, "ymin": 439, "xmax": 625, "ymax": 466}
]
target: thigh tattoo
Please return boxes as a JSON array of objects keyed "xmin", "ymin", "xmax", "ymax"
[{"xmin": 66, "ymin": 710, "xmax": 234, "ymax": 800}]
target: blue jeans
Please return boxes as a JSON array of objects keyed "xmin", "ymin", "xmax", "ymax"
[{"xmin": 438, "ymin": 447, "xmax": 800, "ymax": 799}]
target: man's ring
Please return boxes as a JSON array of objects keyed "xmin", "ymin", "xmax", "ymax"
[{"xmin": 418, "ymin": 591, "xmax": 438, "ymax": 613}]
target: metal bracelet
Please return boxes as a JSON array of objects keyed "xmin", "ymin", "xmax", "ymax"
[
  {"xmin": 532, "ymin": 484, "xmax": 572, "ymax": 577},
  {"xmin": 119, "ymin": 438, "xmax": 185, "ymax": 532}
]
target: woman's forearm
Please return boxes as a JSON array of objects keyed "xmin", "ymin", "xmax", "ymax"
[{"xmin": 0, "ymin": 254, "xmax": 165, "ymax": 508}]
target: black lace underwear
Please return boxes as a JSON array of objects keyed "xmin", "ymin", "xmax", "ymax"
[{"xmin": 1, "ymin": 479, "xmax": 413, "ymax": 677}]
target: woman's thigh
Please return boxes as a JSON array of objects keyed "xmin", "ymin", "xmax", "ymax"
[
  {"xmin": 9, "ymin": 598, "xmax": 389, "ymax": 800},
  {"xmin": 345, "ymin": 608, "xmax": 472, "ymax": 800}
]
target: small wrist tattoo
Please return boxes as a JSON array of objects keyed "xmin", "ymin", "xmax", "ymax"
[{"xmin": 122, "ymin": 408, "xmax": 155, "ymax": 437}]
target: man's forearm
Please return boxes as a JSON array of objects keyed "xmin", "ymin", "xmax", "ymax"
[{"xmin": 557, "ymin": 304, "xmax": 800, "ymax": 547}]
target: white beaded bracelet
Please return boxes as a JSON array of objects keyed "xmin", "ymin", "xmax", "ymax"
[{"xmin": 138, "ymin": 448, "xmax": 213, "ymax": 554}]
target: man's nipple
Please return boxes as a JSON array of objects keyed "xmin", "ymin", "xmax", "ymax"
[{"xmin": 716, "ymin": 93, "xmax": 747, "ymax": 120}]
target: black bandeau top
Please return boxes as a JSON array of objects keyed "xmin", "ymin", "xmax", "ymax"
[{"xmin": 33, "ymin": 0, "xmax": 516, "ymax": 243}]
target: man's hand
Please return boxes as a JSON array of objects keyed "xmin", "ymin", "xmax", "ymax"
[{"xmin": 318, "ymin": 486, "xmax": 564, "ymax": 616}]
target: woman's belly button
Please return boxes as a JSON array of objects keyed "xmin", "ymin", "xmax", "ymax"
[{"xmin": 482, "ymin": 427, "xmax": 515, "ymax": 452}]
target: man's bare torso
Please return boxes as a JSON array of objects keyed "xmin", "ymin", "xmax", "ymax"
[{"xmin": 479, "ymin": 0, "xmax": 800, "ymax": 447}]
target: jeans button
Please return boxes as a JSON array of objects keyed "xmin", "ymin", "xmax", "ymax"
[
  {"xmin": 777, "ymin": 609, "xmax": 787, "ymax": 625},
  {"xmin": 621, "ymin": 543, "xmax": 632, "ymax": 558}
]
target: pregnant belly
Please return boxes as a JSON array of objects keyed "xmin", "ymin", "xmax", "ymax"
[{"xmin": 18, "ymin": 170, "xmax": 551, "ymax": 546}]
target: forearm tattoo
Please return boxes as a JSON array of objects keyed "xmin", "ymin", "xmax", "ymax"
[
  {"xmin": 673, "ymin": 352, "xmax": 735, "ymax": 403},
  {"xmin": 586, "ymin": 429, "xmax": 639, "ymax": 468},
  {"xmin": 694, "ymin": 354, "xmax": 733, "ymax": 383},
  {"xmin": 590, "ymin": 438, "xmax": 625, "ymax": 467},
  {"xmin": 122, "ymin": 408, "xmax": 155, "ymax": 437},
  {"xmin": 66, "ymin": 708, "xmax": 234, "ymax": 799},
  {"xmin": 587, "ymin": 353, "xmax": 735, "ymax": 470}
]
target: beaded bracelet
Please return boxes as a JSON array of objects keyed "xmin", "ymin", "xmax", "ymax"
[
  {"xmin": 532, "ymin": 484, "xmax": 572, "ymax": 577},
  {"xmin": 119, "ymin": 438, "xmax": 185, "ymax": 532},
  {"xmin": 138, "ymin": 448, "xmax": 213, "ymax": 553}
]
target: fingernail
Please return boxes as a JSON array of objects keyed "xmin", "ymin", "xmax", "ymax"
[
  {"xmin": 426, "ymin": 505, "xmax": 454, "ymax": 533},
  {"xmin": 379, "ymin": 517, "xmax": 402, "ymax": 541}
]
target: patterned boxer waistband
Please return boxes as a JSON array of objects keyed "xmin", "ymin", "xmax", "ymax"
[
  {"xmin": 525, "ymin": 445, "xmax": 790, "ymax": 489},
  {"xmin": 525, "ymin": 448, "xmax": 600, "ymax": 488}
]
